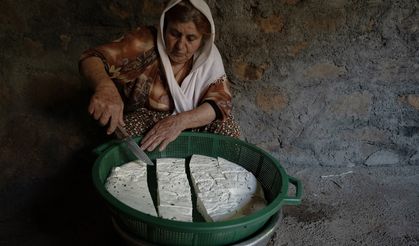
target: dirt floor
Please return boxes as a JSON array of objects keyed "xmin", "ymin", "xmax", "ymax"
[{"xmin": 270, "ymin": 165, "xmax": 419, "ymax": 246}]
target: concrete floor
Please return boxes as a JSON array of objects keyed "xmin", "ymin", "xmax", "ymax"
[{"xmin": 1, "ymin": 163, "xmax": 418, "ymax": 246}]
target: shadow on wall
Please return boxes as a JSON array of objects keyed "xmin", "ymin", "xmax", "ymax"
[
  {"xmin": 0, "ymin": 147, "xmax": 122, "ymax": 246},
  {"xmin": 0, "ymin": 0, "xmax": 139, "ymax": 242},
  {"xmin": 0, "ymin": 46, "xmax": 119, "ymax": 245},
  {"xmin": 0, "ymin": 70, "xmax": 121, "ymax": 244}
]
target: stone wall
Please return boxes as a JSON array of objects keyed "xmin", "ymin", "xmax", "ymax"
[
  {"xmin": 214, "ymin": 0, "xmax": 419, "ymax": 168},
  {"xmin": 0, "ymin": 0, "xmax": 418, "ymax": 190}
]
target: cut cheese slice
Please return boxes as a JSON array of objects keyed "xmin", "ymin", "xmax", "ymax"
[
  {"xmin": 190, "ymin": 155, "xmax": 267, "ymax": 222},
  {"xmin": 189, "ymin": 154, "xmax": 223, "ymax": 195},
  {"xmin": 218, "ymin": 157, "xmax": 266, "ymax": 216},
  {"xmin": 218, "ymin": 157, "xmax": 258, "ymax": 195},
  {"xmin": 156, "ymin": 158, "xmax": 192, "ymax": 222},
  {"xmin": 105, "ymin": 160, "xmax": 157, "ymax": 217}
]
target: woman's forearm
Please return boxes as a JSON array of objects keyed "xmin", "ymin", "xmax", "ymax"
[
  {"xmin": 81, "ymin": 56, "xmax": 125, "ymax": 134},
  {"xmin": 80, "ymin": 57, "xmax": 115, "ymax": 91},
  {"xmin": 177, "ymin": 103, "xmax": 217, "ymax": 130}
]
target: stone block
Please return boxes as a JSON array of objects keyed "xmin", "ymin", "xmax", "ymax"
[
  {"xmin": 283, "ymin": 0, "xmax": 301, "ymax": 5},
  {"xmin": 255, "ymin": 15, "xmax": 285, "ymax": 33},
  {"xmin": 409, "ymin": 153, "xmax": 419, "ymax": 165},
  {"xmin": 407, "ymin": 95, "xmax": 419, "ymax": 110},
  {"xmin": 288, "ymin": 41, "xmax": 309, "ymax": 57},
  {"xmin": 331, "ymin": 91, "xmax": 371, "ymax": 119},
  {"xmin": 232, "ymin": 60, "xmax": 269, "ymax": 81},
  {"xmin": 400, "ymin": 126, "xmax": 419, "ymax": 138},
  {"xmin": 327, "ymin": 0, "xmax": 347, "ymax": 9},
  {"xmin": 365, "ymin": 150, "xmax": 400, "ymax": 166},
  {"xmin": 399, "ymin": 94, "xmax": 419, "ymax": 110},
  {"xmin": 399, "ymin": 10, "xmax": 419, "ymax": 44},
  {"xmin": 359, "ymin": 143, "xmax": 380, "ymax": 164},
  {"xmin": 303, "ymin": 11, "xmax": 345, "ymax": 32},
  {"xmin": 255, "ymin": 87, "xmax": 288, "ymax": 112},
  {"xmin": 304, "ymin": 63, "xmax": 346, "ymax": 80},
  {"xmin": 343, "ymin": 127, "xmax": 388, "ymax": 143}
]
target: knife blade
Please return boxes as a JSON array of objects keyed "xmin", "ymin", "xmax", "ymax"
[{"xmin": 116, "ymin": 125, "xmax": 154, "ymax": 166}]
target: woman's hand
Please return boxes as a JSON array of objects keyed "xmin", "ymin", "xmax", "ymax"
[
  {"xmin": 141, "ymin": 103, "xmax": 217, "ymax": 152},
  {"xmin": 140, "ymin": 115, "xmax": 185, "ymax": 152},
  {"xmin": 88, "ymin": 84, "xmax": 125, "ymax": 134}
]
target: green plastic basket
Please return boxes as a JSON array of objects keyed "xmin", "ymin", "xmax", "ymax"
[{"xmin": 92, "ymin": 132, "xmax": 302, "ymax": 246}]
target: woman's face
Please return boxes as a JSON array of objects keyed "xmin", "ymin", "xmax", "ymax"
[{"xmin": 165, "ymin": 21, "xmax": 203, "ymax": 65}]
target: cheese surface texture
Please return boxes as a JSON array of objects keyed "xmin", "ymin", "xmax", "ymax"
[
  {"xmin": 105, "ymin": 155, "xmax": 266, "ymax": 223},
  {"xmin": 156, "ymin": 158, "xmax": 193, "ymax": 222},
  {"xmin": 105, "ymin": 160, "xmax": 157, "ymax": 216},
  {"xmin": 190, "ymin": 155, "xmax": 266, "ymax": 222}
]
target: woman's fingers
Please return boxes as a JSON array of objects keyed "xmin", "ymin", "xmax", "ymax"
[
  {"xmin": 147, "ymin": 138, "xmax": 162, "ymax": 152},
  {"xmin": 119, "ymin": 110, "xmax": 125, "ymax": 127},
  {"xmin": 140, "ymin": 131, "xmax": 153, "ymax": 147},
  {"xmin": 93, "ymin": 108, "xmax": 103, "ymax": 121},
  {"xmin": 140, "ymin": 115, "xmax": 184, "ymax": 152},
  {"xmin": 107, "ymin": 112, "xmax": 119, "ymax": 135},
  {"xmin": 141, "ymin": 128, "xmax": 163, "ymax": 151},
  {"xmin": 106, "ymin": 104, "xmax": 124, "ymax": 134},
  {"xmin": 99, "ymin": 110, "xmax": 111, "ymax": 125},
  {"xmin": 141, "ymin": 131, "xmax": 158, "ymax": 151},
  {"xmin": 88, "ymin": 102, "xmax": 95, "ymax": 115},
  {"xmin": 89, "ymin": 96, "xmax": 106, "ymax": 121},
  {"xmin": 158, "ymin": 136, "xmax": 175, "ymax": 151},
  {"xmin": 141, "ymin": 129, "xmax": 181, "ymax": 152},
  {"xmin": 88, "ymin": 85, "xmax": 124, "ymax": 134}
]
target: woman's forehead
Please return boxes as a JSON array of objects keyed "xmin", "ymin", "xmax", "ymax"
[{"xmin": 167, "ymin": 21, "xmax": 202, "ymax": 35}]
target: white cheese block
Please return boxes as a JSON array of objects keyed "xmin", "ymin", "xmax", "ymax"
[
  {"xmin": 192, "ymin": 179, "xmax": 221, "ymax": 194},
  {"xmin": 218, "ymin": 157, "xmax": 259, "ymax": 195},
  {"xmin": 218, "ymin": 157, "xmax": 249, "ymax": 173},
  {"xmin": 158, "ymin": 205, "xmax": 193, "ymax": 222},
  {"xmin": 156, "ymin": 158, "xmax": 192, "ymax": 222},
  {"xmin": 157, "ymin": 189, "xmax": 192, "ymax": 208},
  {"xmin": 189, "ymin": 154, "xmax": 218, "ymax": 168},
  {"xmin": 196, "ymin": 190, "xmax": 250, "ymax": 222},
  {"xmin": 189, "ymin": 155, "xmax": 224, "ymax": 194},
  {"xmin": 105, "ymin": 160, "xmax": 157, "ymax": 217},
  {"xmin": 156, "ymin": 158, "xmax": 186, "ymax": 173},
  {"xmin": 190, "ymin": 155, "xmax": 267, "ymax": 222},
  {"xmin": 190, "ymin": 169, "xmax": 225, "ymax": 182},
  {"xmin": 218, "ymin": 157, "xmax": 267, "ymax": 217}
]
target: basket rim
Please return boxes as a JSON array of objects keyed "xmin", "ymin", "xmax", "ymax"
[{"xmin": 92, "ymin": 132, "xmax": 290, "ymax": 232}]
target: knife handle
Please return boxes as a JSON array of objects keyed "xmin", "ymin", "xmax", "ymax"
[{"xmin": 115, "ymin": 125, "xmax": 130, "ymax": 139}]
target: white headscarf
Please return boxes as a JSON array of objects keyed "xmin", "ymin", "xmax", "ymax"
[{"xmin": 157, "ymin": 0, "xmax": 225, "ymax": 114}]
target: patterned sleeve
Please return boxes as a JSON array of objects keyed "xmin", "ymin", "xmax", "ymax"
[
  {"xmin": 200, "ymin": 75, "xmax": 233, "ymax": 121},
  {"xmin": 78, "ymin": 26, "xmax": 156, "ymax": 83}
]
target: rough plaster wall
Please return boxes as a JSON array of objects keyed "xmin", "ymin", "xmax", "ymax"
[{"xmin": 0, "ymin": 0, "xmax": 418, "ymax": 199}]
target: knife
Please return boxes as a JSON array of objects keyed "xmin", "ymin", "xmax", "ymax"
[{"xmin": 115, "ymin": 125, "xmax": 154, "ymax": 166}]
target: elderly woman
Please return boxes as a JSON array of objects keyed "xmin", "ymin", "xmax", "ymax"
[{"xmin": 79, "ymin": 0, "xmax": 240, "ymax": 151}]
